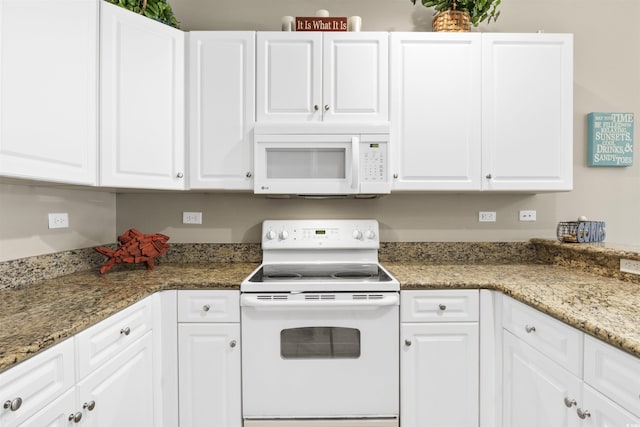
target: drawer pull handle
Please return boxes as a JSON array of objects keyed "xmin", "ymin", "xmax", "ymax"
[
  {"xmin": 405, "ymin": 339, "xmax": 412, "ymax": 347},
  {"xmin": 564, "ymin": 397, "xmax": 577, "ymax": 408},
  {"xmin": 3, "ymin": 397, "xmax": 22, "ymax": 411},
  {"xmin": 83, "ymin": 400, "xmax": 96, "ymax": 411},
  {"xmin": 439, "ymin": 304, "xmax": 447, "ymax": 311},
  {"xmin": 68, "ymin": 412, "xmax": 83, "ymax": 423},
  {"xmin": 120, "ymin": 327, "xmax": 131, "ymax": 336},
  {"xmin": 525, "ymin": 325, "xmax": 536, "ymax": 333},
  {"xmin": 230, "ymin": 340, "xmax": 237, "ymax": 348},
  {"xmin": 176, "ymin": 172, "xmax": 184, "ymax": 179},
  {"xmin": 203, "ymin": 304, "xmax": 211, "ymax": 312},
  {"xmin": 577, "ymin": 408, "xmax": 591, "ymax": 419}
]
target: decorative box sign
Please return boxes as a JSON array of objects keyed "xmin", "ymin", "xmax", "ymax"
[
  {"xmin": 295, "ymin": 17, "xmax": 348, "ymax": 32},
  {"xmin": 587, "ymin": 112, "xmax": 634, "ymax": 166},
  {"xmin": 556, "ymin": 221, "xmax": 606, "ymax": 243}
]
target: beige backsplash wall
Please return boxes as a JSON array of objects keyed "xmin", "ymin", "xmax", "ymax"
[
  {"xmin": 0, "ymin": 183, "xmax": 116, "ymax": 262},
  {"xmin": 115, "ymin": 192, "xmax": 559, "ymax": 244},
  {"xmin": 1, "ymin": 0, "xmax": 638, "ymax": 262}
]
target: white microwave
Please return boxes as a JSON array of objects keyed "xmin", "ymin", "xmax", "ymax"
[{"xmin": 253, "ymin": 124, "xmax": 391, "ymax": 196}]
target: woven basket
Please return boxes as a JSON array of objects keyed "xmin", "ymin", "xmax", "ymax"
[{"xmin": 432, "ymin": 9, "xmax": 471, "ymax": 32}]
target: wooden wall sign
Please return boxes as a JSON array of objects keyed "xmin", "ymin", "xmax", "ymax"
[
  {"xmin": 587, "ymin": 112, "xmax": 634, "ymax": 167},
  {"xmin": 295, "ymin": 17, "xmax": 347, "ymax": 31}
]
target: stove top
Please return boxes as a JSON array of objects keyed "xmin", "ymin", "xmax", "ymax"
[{"xmin": 241, "ymin": 220, "xmax": 399, "ymax": 293}]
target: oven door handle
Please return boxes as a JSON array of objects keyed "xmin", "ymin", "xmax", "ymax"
[{"xmin": 241, "ymin": 295, "xmax": 399, "ymax": 308}]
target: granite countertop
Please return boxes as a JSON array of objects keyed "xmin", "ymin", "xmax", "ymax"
[{"xmin": 1, "ymin": 259, "xmax": 639, "ymax": 374}]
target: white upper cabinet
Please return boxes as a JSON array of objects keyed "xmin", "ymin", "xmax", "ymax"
[
  {"xmin": 482, "ymin": 33, "xmax": 573, "ymax": 191},
  {"xmin": 390, "ymin": 33, "xmax": 482, "ymax": 191},
  {"xmin": 256, "ymin": 32, "xmax": 388, "ymax": 123},
  {"xmin": 0, "ymin": 0, "xmax": 98, "ymax": 185},
  {"xmin": 100, "ymin": 2, "xmax": 185, "ymax": 189},
  {"xmin": 188, "ymin": 32, "xmax": 255, "ymax": 190}
]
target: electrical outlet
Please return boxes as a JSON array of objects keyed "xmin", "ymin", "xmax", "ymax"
[
  {"xmin": 620, "ymin": 259, "xmax": 640, "ymax": 275},
  {"xmin": 182, "ymin": 212, "xmax": 202, "ymax": 225},
  {"xmin": 479, "ymin": 211, "xmax": 497, "ymax": 222},
  {"xmin": 519, "ymin": 210, "xmax": 537, "ymax": 222},
  {"xmin": 48, "ymin": 213, "xmax": 69, "ymax": 229}
]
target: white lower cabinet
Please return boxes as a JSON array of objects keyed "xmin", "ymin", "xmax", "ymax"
[
  {"xmin": 400, "ymin": 290, "xmax": 479, "ymax": 427},
  {"xmin": 177, "ymin": 290, "xmax": 241, "ymax": 427},
  {"xmin": 503, "ymin": 331, "xmax": 581, "ymax": 427},
  {"xmin": 580, "ymin": 384, "xmax": 640, "ymax": 427},
  {"xmin": 502, "ymin": 295, "xmax": 640, "ymax": 427},
  {"xmin": 76, "ymin": 332, "xmax": 155, "ymax": 427},
  {"xmin": 17, "ymin": 388, "xmax": 77, "ymax": 427},
  {"xmin": 0, "ymin": 339, "xmax": 75, "ymax": 427}
]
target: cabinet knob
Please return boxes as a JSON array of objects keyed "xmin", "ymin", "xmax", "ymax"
[
  {"xmin": 324, "ymin": 105, "xmax": 330, "ymax": 111},
  {"xmin": 120, "ymin": 326, "xmax": 131, "ymax": 336},
  {"xmin": 404, "ymin": 339, "xmax": 412, "ymax": 347},
  {"xmin": 3, "ymin": 397, "xmax": 22, "ymax": 411},
  {"xmin": 203, "ymin": 304, "xmax": 211, "ymax": 312},
  {"xmin": 313, "ymin": 105, "xmax": 319, "ymax": 111},
  {"xmin": 577, "ymin": 408, "xmax": 591, "ymax": 419},
  {"xmin": 176, "ymin": 172, "xmax": 184, "ymax": 179},
  {"xmin": 486, "ymin": 173, "xmax": 492, "ymax": 179},
  {"xmin": 246, "ymin": 172, "xmax": 252, "ymax": 178},
  {"xmin": 230, "ymin": 340, "xmax": 237, "ymax": 348},
  {"xmin": 439, "ymin": 304, "xmax": 447, "ymax": 311},
  {"xmin": 525, "ymin": 325, "xmax": 536, "ymax": 333},
  {"xmin": 564, "ymin": 397, "xmax": 577, "ymax": 408},
  {"xmin": 83, "ymin": 400, "xmax": 96, "ymax": 411},
  {"xmin": 393, "ymin": 173, "xmax": 398, "ymax": 179},
  {"xmin": 68, "ymin": 412, "xmax": 83, "ymax": 423}
]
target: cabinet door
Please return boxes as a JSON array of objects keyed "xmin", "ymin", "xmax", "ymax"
[
  {"xmin": 188, "ymin": 32, "xmax": 255, "ymax": 190},
  {"xmin": 17, "ymin": 388, "xmax": 76, "ymax": 427},
  {"xmin": 390, "ymin": 33, "xmax": 481, "ymax": 190},
  {"xmin": 482, "ymin": 33, "xmax": 573, "ymax": 191},
  {"xmin": 100, "ymin": 2, "xmax": 185, "ymax": 189},
  {"xmin": 503, "ymin": 331, "xmax": 581, "ymax": 427},
  {"xmin": 178, "ymin": 323, "xmax": 241, "ymax": 427},
  {"xmin": 77, "ymin": 332, "xmax": 154, "ymax": 427},
  {"xmin": 0, "ymin": 0, "xmax": 98, "ymax": 185},
  {"xmin": 323, "ymin": 32, "xmax": 388, "ymax": 123},
  {"xmin": 0, "ymin": 339, "xmax": 75, "ymax": 427},
  {"xmin": 580, "ymin": 384, "xmax": 640, "ymax": 427},
  {"xmin": 401, "ymin": 322, "xmax": 479, "ymax": 427},
  {"xmin": 256, "ymin": 32, "xmax": 322, "ymax": 122}
]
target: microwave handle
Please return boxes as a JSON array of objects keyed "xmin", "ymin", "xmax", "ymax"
[{"xmin": 351, "ymin": 136, "xmax": 360, "ymax": 190}]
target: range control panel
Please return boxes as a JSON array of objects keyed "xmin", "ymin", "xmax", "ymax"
[{"xmin": 261, "ymin": 219, "xmax": 380, "ymax": 250}]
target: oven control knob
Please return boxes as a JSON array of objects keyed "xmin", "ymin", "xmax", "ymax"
[
  {"xmin": 364, "ymin": 230, "xmax": 376, "ymax": 240},
  {"xmin": 352, "ymin": 230, "xmax": 363, "ymax": 240},
  {"xmin": 266, "ymin": 230, "xmax": 277, "ymax": 240},
  {"xmin": 280, "ymin": 230, "xmax": 289, "ymax": 240}
]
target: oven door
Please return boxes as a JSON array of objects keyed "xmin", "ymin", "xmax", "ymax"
[{"xmin": 241, "ymin": 292, "xmax": 399, "ymax": 421}]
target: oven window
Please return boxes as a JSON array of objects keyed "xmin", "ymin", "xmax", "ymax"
[{"xmin": 280, "ymin": 327, "xmax": 361, "ymax": 359}]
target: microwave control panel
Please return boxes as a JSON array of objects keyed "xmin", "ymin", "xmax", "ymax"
[{"xmin": 361, "ymin": 142, "xmax": 388, "ymax": 182}]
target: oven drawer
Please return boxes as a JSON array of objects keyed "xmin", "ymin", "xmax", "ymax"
[
  {"xmin": 177, "ymin": 290, "xmax": 239, "ymax": 323},
  {"xmin": 400, "ymin": 290, "xmax": 479, "ymax": 322}
]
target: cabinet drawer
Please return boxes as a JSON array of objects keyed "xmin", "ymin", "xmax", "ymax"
[
  {"xmin": 502, "ymin": 296, "xmax": 583, "ymax": 376},
  {"xmin": 401, "ymin": 290, "xmax": 479, "ymax": 322},
  {"xmin": 584, "ymin": 335, "xmax": 640, "ymax": 418},
  {"xmin": 76, "ymin": 296, "xmax": 153, "ymax": 380},
  {"xmin": 178, "ymin": 290, "xmax": 240, "ymax": 323},
  {"xmin": 0, "ymin": 338, "xmax": 74, "ymax": 427}
]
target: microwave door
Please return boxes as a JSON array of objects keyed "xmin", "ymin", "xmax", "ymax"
[{"xmin": 254, "ymin": 135, "xmax": 355, "ymax": 195}]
